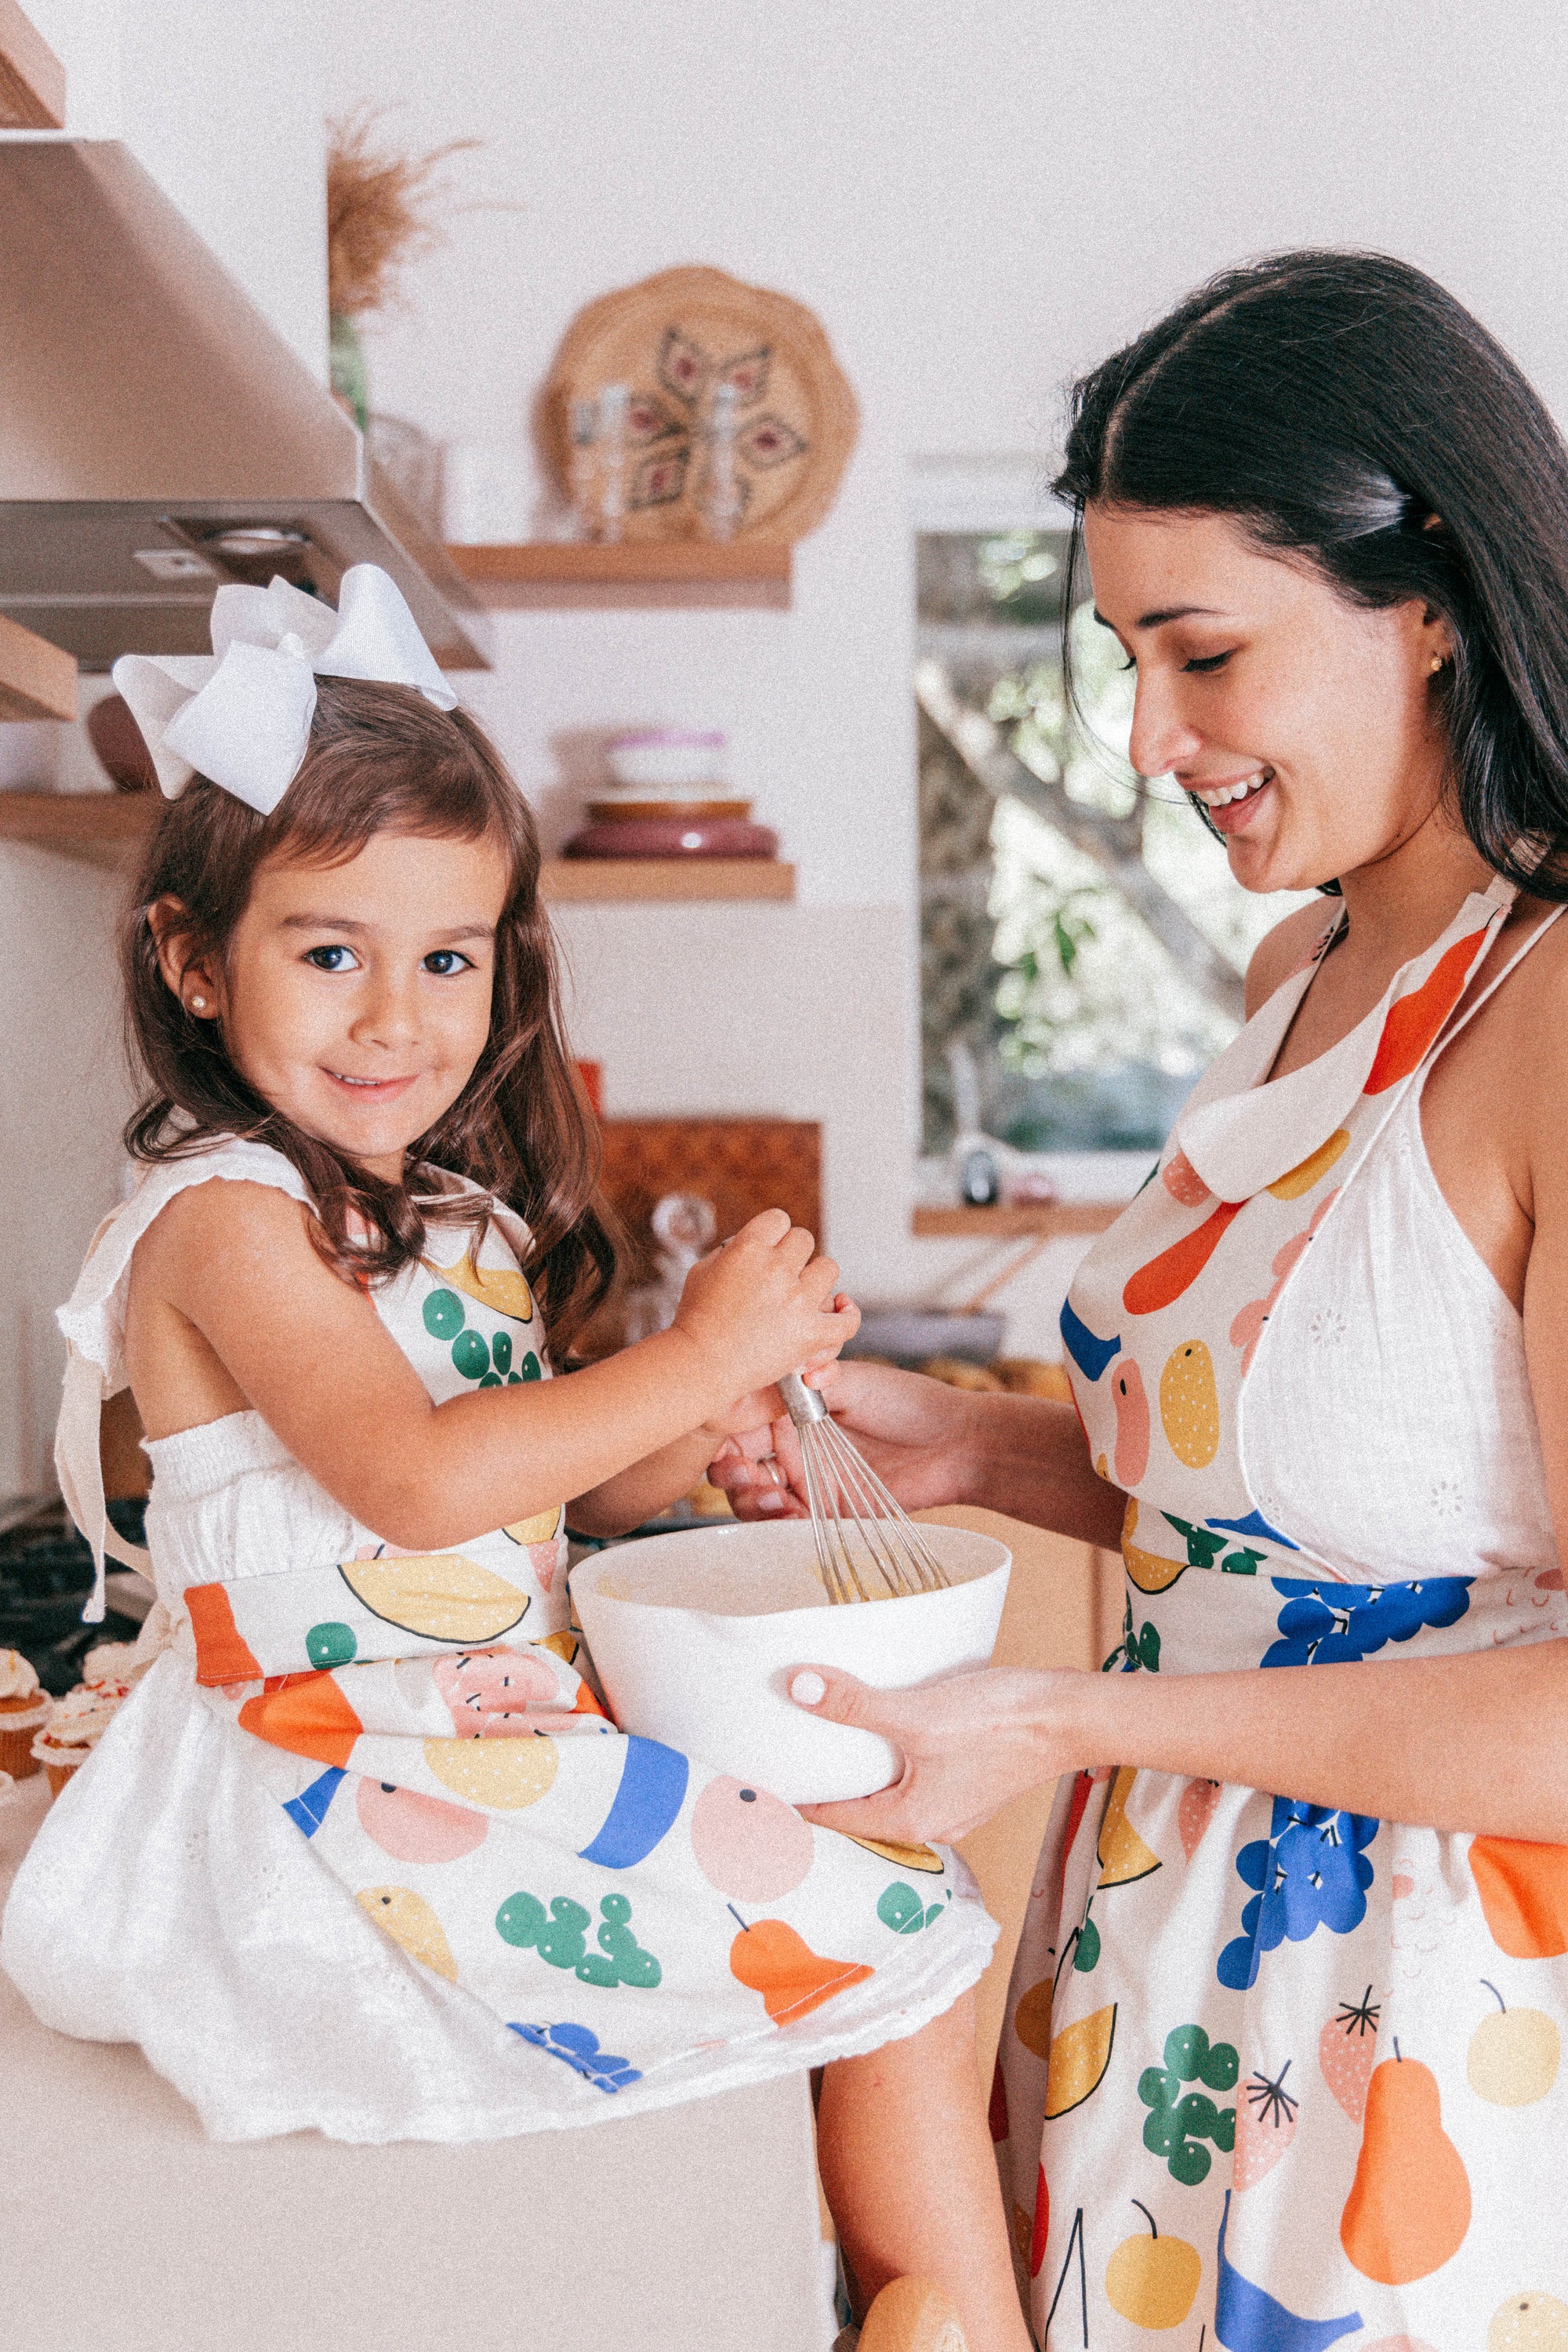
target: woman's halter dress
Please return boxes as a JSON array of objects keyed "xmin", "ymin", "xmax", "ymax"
[
  {"xmin": 996, "ymin": 876, "xmax": 1568, "ymax": 2343},
  {"xmin": 2, "ymin": 1138, "xmax": 995, "ymax": 2142}
]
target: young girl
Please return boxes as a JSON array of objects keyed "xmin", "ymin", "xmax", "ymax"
[{"xmin": 0, "ymin": 568, "xmax": 1020, "ymax": 2345}]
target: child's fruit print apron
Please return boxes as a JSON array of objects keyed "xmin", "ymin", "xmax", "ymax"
[
  {"xmin": 996, "ymin": 877, "xmax": 1568, "ymax": 2344},
  {"xmin": 6, "ymin": 1138, "xmax": 995, "ymax": 2140}
]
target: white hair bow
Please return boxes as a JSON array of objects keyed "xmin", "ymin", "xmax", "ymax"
[{"xmin": 112, "ymin": 564, "xmax": 459, "ymax": 817}]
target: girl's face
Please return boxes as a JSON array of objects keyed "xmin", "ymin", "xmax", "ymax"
[
  {"xmin": 1082, "ymin": 503, "xmax": 1456, "ymax": 894},
  {"xmin": 159, "ymin": 829, "xmax": 513, "ymax": 1180}
]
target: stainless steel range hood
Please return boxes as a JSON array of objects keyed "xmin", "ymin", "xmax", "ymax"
[{"xmin": 0, "ymin": 138, "xmax": 490, "ymax": 672}]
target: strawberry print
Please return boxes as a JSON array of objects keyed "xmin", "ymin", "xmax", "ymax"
[
  {"xmin": 1233, "ymin": 2060, "xmax": 1298, "ymax": 2190},
  {"xmin": 1319, "ymin": 1986, "xmax": 1381, "ymax": 2123}
]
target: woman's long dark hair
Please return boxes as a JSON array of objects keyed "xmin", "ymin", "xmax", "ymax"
[
  {"xmin": 1055, "ymin": 249, "xmax": 1568, "ymax": 899},
  {"xmin": 122, "ymin": 678, "xmax": 615, "ymax": 1357}
]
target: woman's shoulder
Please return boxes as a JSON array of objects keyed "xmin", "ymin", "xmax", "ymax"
[{"xmin": 1243, "ymin": 899, "xmax": 1338, "ymax": 1018}]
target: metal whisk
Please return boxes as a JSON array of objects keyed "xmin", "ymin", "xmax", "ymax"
[{"xmin": 779, "ymin": 1372, "xmax": 953, "ymax": 1604}]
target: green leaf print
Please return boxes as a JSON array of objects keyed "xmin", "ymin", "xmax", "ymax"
[
  {"xmin": 877, "ymin": 1881, "xmax": 946, "ymax": 1935},
  {"xmin": 1073, "ymin": 1914, "xmax": 1102, "ymax": 1972},
  {"xmin": 1138, "ymin": 2023, "xmax": 1239, "ymax": 2183},
  {"xmin": 452, "ymin": 1327, "xmax": 492, "ymax": 1381},
  {"xmin": 1108, "ymin": 1595, "xmax": 1160, "ymax": 1674},
  {"xmin": 1160, "ymin": 1515, "xmax": 1230, "ymax": 1570}
]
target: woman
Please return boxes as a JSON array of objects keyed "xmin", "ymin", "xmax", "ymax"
[{"xmin": 716, "ymin": 252, "xmax": 1568, "ymax": 2341}]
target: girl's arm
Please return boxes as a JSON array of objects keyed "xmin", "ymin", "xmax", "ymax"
[
  {"xmin": 125, "ymin": 1181, "xmax": 855, "ymax": 1551},
  {"xmin": 707, "ymin": 1358, "xmax": 1127, "ymax": 1550}
]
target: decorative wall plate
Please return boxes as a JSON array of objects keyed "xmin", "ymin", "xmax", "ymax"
[{"xmin": 543, "ymin": 265, "xmax": 858, "ymax": 542}]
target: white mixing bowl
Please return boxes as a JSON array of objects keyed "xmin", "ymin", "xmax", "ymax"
[{"xmin": 571, "ymin": 1519, "xmax": 1011, "ymax": 1804}]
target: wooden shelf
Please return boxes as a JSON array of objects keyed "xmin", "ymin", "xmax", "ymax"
[
  {"xmin": 0, "ymin": 796, "xmax": 797, "ymax": 900},
  {"xmin": 0, "ymin": 0, "xmax": 66, "ymax": 128},
  {"xmin": 0, "ymin": 790, "xmax": 148, "ymax": 871},
  {"xmin": 546, "ymin": 858, "xmax": 794, "ymax": 902},
  {"xmin": 913, "ymin": 1202, "xmax": 1125, "ymax": 1239},
  {"xmin": 0, "ymin": 613, "xmax": 76, "ymax": 723},
  {"xmin": 446, "ymin": 540, "xmax": 792, "ymax": 612}
]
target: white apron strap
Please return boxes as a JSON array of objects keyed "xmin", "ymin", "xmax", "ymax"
[{"xmin": 55, "ymin": 1345, "xmax": 151, "ymax": 1626}]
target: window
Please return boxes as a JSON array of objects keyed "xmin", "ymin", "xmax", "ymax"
[{"xmin": 917, "ymin": 526, "xmax": 1312, "ymax": 1163}]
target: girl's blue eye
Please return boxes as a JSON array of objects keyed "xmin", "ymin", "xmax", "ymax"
[
  {"xmin": 424, "ymin": 950, "xmax": 474, "ymax": 977},
  {"xmin": 306, "ymin": 946, "xmax": 356, "ymax": 971},
  {"xmin": 1182, "ymin": 651, "xmax": 1233, "ymax": 674}
]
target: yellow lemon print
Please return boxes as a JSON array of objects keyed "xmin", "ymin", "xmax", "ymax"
[
  {"xmin": 1122, "ymin": 1497, "xmax": 1186, "ymax": 1594},
  {"xmin": 1098, "ymin": 1766, "xmax": 1162, "ymax": 1888},
  {"xmin": 1044, "ymin": 2002, "xmax": 1117, "ymax": 2118},
  {"xmin": 425, "ymin": 1252, "xmax": 535, "ymax": 1323},
  {"xmin": 1014, "ymin": 1975, "xmax": 1054, "ymax": 2061},
  {"xmin": 356, "ymin": 1885, "xmax": 459, "ymax": 1981},
  {"xmin": 1490, "ymin": 2294, "xmax": 1568, "ymax": 2352},
  {"xmin": 423, "ymin": 1733, "xmax": 559, "ymax": 1810},
  {"xmin": 1268, "ymin": 1127, "xmax": 1350, "ymax": 1201},
  {"xmin": 844, "ymin": 1834, "xmax": 946, "ymax": 1874},
  {"xmin": 339, "ymin": 1554, "xmax": 530, "ymax": 1643},
  {"xmin": 1159, "ymin": 1341, "xmax": 1220, "ymax": 1469},
  {"xmin": 535, "ymin": 1628, "xmax": 580, "ymax": 1668},
  {"xmin": 503, "ymin": 1505, "xmax": 564, "ymax": 1545}
]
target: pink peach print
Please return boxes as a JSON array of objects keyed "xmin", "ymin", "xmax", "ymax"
[
  {"xmin": 433, "ymin": 1647, "xmax": 560, "ymax": 1737},
  {"xmin": 1229, "ymin": 1192, "xmax": 1340, "ymax": 1373},
  {"xmin": 1111, "ymin": 1359, "xmax": 1150, "ymax": 1486}
]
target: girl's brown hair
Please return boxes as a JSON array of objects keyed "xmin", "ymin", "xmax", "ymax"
[{"xmin": 122, "ymin": 678, "xmax": 615, "ymax": 1357}]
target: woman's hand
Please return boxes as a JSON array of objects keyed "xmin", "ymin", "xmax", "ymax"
[
  {"xmin": 786, "ymin": 1661, "xmax": 1098, "ymax": 1845},
  {"xmin": 707, "ymin": 1358, "xmax": 982, "ymax": 1521}
]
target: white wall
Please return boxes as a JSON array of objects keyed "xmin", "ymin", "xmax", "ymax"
[
  {"xmin": 17, "ymin": 0, "xmax": 328, "ymax": 379},
  {"xmin": 0, "ymin": 0, "xmax": 328, "ymax": 1494},
  {"xmin": 315, "ymin": 0, "xmax": 1568, "ymax": 1345}
]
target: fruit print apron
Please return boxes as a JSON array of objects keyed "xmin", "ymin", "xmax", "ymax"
[
  {"xmin": 995, "ymin": 877, "xmax": 1568, "ymax": 2345},
  {"xmin": 24, "ymin": 1138, "xmax": 996, "ymax": 2134}
]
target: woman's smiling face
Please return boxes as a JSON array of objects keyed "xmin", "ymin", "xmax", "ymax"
[{"xmin": 1082, "ymin": 503, "xmax": 1455, "ymax": 895}]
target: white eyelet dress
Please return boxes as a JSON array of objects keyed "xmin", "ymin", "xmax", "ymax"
[
  {"xmin": 994, "ymin": 877, "xmax": 1568, "ymax": 2344},
  {"xmin": 1, "ymin": 1138, "xmax": 996, "ymax": 2144}
]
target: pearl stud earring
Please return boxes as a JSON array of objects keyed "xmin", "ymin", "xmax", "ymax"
[
  {"xmin": 1430, "ymin": 653, "xmax": 1446, "ymax": 673},
  {"xmin": 189, "ymin": 994, "xmax": 206, "ymax": 1011}
]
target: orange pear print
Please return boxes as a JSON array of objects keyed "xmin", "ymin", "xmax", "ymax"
[
  {"xmin": 1339, "ymin": 2043, "xmax": 1471, "ymax": 2285},
  {"xmin": 728, "ymin": 1918, "xmax": 873, "ymax": 2024}
]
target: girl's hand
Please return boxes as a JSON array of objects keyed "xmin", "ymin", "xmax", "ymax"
[
  {"xmin": 707, "ymin": 1358, "xmax": 981, "ymax": 1520},
  {"xmin": 671, "ymin": 1210, "xmax": 858, "ymax": 1403},
  {"xmin": 786, "ymin": 1662, "xmax": 1097, "ymax": 1844}
]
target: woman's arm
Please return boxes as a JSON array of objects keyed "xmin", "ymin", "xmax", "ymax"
[
  {"xmin": 797, "ymin": 985, "xmax": 1568, "ymax": 1850},
  {"xmin": 708, "ymin": 1358, "xmax": 1126, "ymax": 1551},
  {"xmin": 791, "ymin": 1639, "xmax": 1568, "ymax": 1846},
  {"xmin": 125, "ymin": 1181, "xmax": 855, "ymax": 1551}
]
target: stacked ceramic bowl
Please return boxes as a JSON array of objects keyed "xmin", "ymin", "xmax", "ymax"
[{"xmin": 564, "ymin": 728, "xmax": 779, "ymax": 861}]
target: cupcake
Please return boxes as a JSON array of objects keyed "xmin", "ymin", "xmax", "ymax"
[
  {"xmin": 31, "ymin": 1669, "xmax": 132, "ymax": 1798},
  {"xmin": 0, "ymin": 1650, "xmax": 50, "ymax": 1780}
]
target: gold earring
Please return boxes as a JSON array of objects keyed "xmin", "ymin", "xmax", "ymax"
[{"xmin": 1429, "ymin": 654, "xmax": 1446, "ymax": 673}]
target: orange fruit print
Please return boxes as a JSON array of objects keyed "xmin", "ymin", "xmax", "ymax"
[
  {"xmin": 1364, "ymin": 931, "xmax": 1486, "ymax": 1094},
  {"xmin": 1339, "ymin": 2048, "xmax": 1470, "ymax": 2285},
  {"xmin": 1469, "ymin": 1835, "xmax": 1568, "ymax": 1959}
]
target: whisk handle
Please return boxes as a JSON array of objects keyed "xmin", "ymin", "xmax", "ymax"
[{"xmin": 779, "ymin": 1370, "xmax": 829, "ymax": 1425}]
